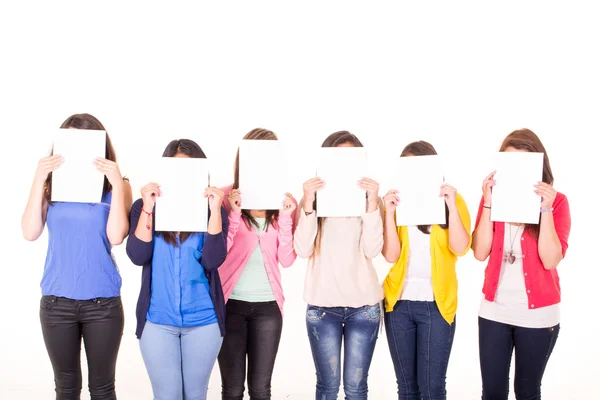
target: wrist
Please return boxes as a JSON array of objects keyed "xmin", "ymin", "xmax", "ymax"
[{"xmin": 34, "ymin": 174, "xmax": 47, "ymax": 187}]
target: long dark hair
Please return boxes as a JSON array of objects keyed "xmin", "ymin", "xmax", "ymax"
[
  {"xmin": 45, "ymin": 113, "xmax": 117, "ymax": 203},
  {"xmin": 313, "ymin": 131, "xmax": 365, "ymax": 254},
  {"xmin": 499, "ymin": 128, "xmax": 553, "ymax": 237},
  {"xmin": 233, "ymin": 128, "xmax": 280, "ymax": 230},
  {"xmin": 400, "ymin": 141, "xmax": 449, "ymax": 234},
  {"xmin": 158, "ymin": 139, "xmax": 207, "ymax": 246}
]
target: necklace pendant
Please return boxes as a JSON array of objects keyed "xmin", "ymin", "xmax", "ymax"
[{"xmin": 508, "ymin": 252, "xmax": 516, "ymax": 264}]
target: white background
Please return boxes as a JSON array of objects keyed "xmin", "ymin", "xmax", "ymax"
[{"xmin": 1, "ymin": 1, "xmax": 598, "ymax": 399}]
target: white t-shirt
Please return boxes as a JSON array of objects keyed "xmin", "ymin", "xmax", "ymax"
[
  {"xmin": 400, "ymin": 226, "xmax": 434, "ymax": 301},
  {"xmin": 479, "ymin": 223, "xmax": 560, "ymax": 328}
]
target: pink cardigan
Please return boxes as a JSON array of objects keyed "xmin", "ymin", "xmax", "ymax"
[{"xmin": 218, "ymin": 185, "xmax": 297, "ymax": 315}]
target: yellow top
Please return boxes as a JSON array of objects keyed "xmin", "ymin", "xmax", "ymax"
[{"xmin": 383, "ymin": 194, "xmax": 472, "ymax": 324}]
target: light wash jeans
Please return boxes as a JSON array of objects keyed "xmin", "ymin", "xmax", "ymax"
[
  {"xmin": 306, "ymin": 303, "xmax": 381, "ymax": 400},
  {"xmin": 140, "ymin": 320, "xmax": 223, "ymax": 400}
]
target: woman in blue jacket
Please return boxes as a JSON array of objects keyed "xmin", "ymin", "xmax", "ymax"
[{"xmin": 126, "ymin": 139, "xmax": 228, "ymax": 400}]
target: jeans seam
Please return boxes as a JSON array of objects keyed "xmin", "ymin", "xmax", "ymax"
[
  {"xmin": 389, "ymin": 304, "xmax": 411, "ymax": 396},
  {"xmin": 425, "ymin": 301, "xmax": 432, "ymax": 400}
]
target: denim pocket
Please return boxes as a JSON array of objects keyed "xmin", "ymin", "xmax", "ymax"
[
  {"xmin": 40, "ymin": 296, "xmax": 56, "ymax": 311},
  {"xmin": 98, "ymin": 297, "xmax": 122, "ymax": 310},
  {"xmin": 363, "ymin": 304, "xmax": 381, "ymax": 323},
  {"xmin": 306, "ymin": 306, "xmax": 326, "ymax": 322}
]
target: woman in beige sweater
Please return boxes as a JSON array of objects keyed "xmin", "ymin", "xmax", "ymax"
[{"xmin": 294, "ymin": 130, "xmax": 384, "ymax": 400}]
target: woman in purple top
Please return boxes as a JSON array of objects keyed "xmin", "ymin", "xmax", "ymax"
[{"xmin": 21, "ymin": 113, "xmax": 132, "ymax": 400}]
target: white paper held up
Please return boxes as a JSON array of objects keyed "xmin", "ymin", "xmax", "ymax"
[
  {"xmin": 239, "ymin": 140, "xmax": 287, "ymax": 210},
  {"xmin": 395, "ymin": 155, "xmax": 446, "ymax": 226},
  {"xmin": 154, "ymin": 157, "xmax": 209, "ymax": 232},
  {"xmin": 491, "ymin": 152, "xmax": 543, "ymax": 224},
  {"xmin": 51, "ymin": 129, "xmax": 106, "ymax": 203},
  {"xmin": 316, "ymin": 147, "xmax": 368, "ymax": 217}
]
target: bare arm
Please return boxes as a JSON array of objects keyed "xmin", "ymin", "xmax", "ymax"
[
  {"xmin": 472, "ymin": 202, "xmax": 493, "ymax": 261},
  {"xmin": 381, "ymin": 190, "xmax": 401, "ymax": 262},
  {"xmin": 22, "ymin": 178, "xmax": 49, "ymax": 241},
  {"xmin": 22, "ymin": 155, "xmax": 63, "ymax": 241},
  {"xmin": 536, "ymin": 184, "xmax": 571, "ymax": 270},
  {"xmin": 445, "ymin": 190, "xmax": 471, "ymax": 255},
  {"xmin": 537, "ymin": 211, "xmax": 562, "ymax": 269},
  {"xmin": 106, "ymin": 180, "xmax": 133, "ymax": 245},
  {"xmin": 472, "ymin": 172, "xmax": 495, "ymax": 261}
]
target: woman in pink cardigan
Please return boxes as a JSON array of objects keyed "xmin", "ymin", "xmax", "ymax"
[{"xmin": 217, "ymin": 128, "xmax": 298, "ymax": 400}]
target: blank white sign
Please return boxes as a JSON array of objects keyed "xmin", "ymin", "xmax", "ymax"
[
  {"xmin": 239, "ymin": 140, "xmax": 287, "ymax": 210},
  {"xmin": 51, "ymin": 129, "xmax": 106, "ymax": 203},
  {"xmin": 154, "ymin": 157, "xmax": 209, "ymax": 232},
  {"xmin": 316, "ymin": 147, "xmax": 367, "ymax": 217},
  {"xmin": 395, "ymin": 155, "xmax": 446, "ymax": 226},
  {"xmin": 491, "ymin": 152, "xmax": 543, "ymax": 224}
]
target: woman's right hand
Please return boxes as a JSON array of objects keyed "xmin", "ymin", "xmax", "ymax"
[
  {"xmin": 228, "ymin": 189, "xmax": 242, "ymax": 213},
  {"xmin": 303, "ymin": 177, "xmax": 325, "ymax": 206},
  {"xmin": 141, "ymin": 183, "xmax": 161, "ymax": 210},
  {"xmin": 482, "ymin": 171, "xmax": 496, "ymax": 206},
  {"xmin": 35, "ymin": 154, "xmax": 64, "ymax": 184},
  {"xmin": 383, "ymin": 189, "xmax": 400, "ymax": 214}
]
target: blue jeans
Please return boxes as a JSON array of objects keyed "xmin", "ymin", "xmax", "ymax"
[
  {"xmin": 384, "ymin": 301, "xmax": 455, "ymax": 400},
  {"xmin": 306, "ymin": 303, "xmax": 381, "ymax": 400},
  {"xmin": 479, "ymin": 317, "xmax": 560, "ymax": 400},
  {"xmin": 139, "ymin": 320, "xmax": 223, "ymax": 400}
]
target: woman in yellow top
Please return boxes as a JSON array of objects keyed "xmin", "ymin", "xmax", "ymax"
[{"xmin": 381, "ymin": 141, "xmax": 472, "ymax": 400}]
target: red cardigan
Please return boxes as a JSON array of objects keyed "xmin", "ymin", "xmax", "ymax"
[{"xmin": 474, "ymin": 193, "xmax": 571, "ymax": 309}]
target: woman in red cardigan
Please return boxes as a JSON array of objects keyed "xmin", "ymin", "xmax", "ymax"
[{"xmin": 472, "ymin": 128, "xmax": 571, "ymax": 400}]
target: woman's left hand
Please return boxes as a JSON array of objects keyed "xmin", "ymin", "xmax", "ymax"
[
  {"xmin": 535, "ymin": 181, "xmax": 557, "ymax": 209},
  {"xmin": 205, "ymin": 187, "xmax": 225, "ymax": 211},
  {"xmin": 94, "ymin": 158, "xmax": 123, "ymax": 187},
  {"xmin": 358, "ymin": 178, "xmax": 380, "ymax": 204},
  {"xmin": 440, "ymin": 183, "xmax": 457, "ymax": 208},
  {"xmin": 280, "ymin": 193, "xmax": 297, "ymax": 215}
]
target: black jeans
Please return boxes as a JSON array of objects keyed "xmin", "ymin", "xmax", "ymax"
[
  {"xmin": 218, "ymin": 299, "xmax": 283, "ymax": 400},
  {"xmin": 479, "ymin": 317, "xmax": 559, "ymax": 400},
  {"xmin": 40, "ymin": 296, "xmax": 124, "ymax": 400}
]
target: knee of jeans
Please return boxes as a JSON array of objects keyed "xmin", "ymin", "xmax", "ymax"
[
  {"xmin": 55, "ymin": 374, "xmax": 83, "ymax": 397},
  {"xmin": 89, "ymin": 381, "xmax": 116, "ymax": 399},
  {"xmin": 222, "ymin": 385, "xmax": 245, "ymax": 400},
  {"xmin": 343, "ymin": 368, "xmax": 368, "ymax": 394},
  {"xmin": 248, "ymin": 386, "xmax": 271, "ymax": 400},
  {"xmin": 514, "ymin": 383, "xmax": 542, "ymax": 400}
]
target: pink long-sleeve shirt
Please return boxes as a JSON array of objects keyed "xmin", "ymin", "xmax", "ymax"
[{"xmin": 218, "ymin": 185, "xmax": 297, "ymax": 315}]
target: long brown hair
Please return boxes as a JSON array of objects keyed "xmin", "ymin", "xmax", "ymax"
[
  {"xmin": 159, "ymin": 139, "xmax": 207, "ymax": 246},
  {"xmin": 400, "ymin": 141, "xmax": 449, "ymax": 233},
  {"xmin": 233, "ymin": 128, "xmax": 280, "ymax": 230},
  {"xmin": 45, "ymin": 113, "xmax": 117, "ymax": 203},
  {"xmin": 499, "ymin": 128, "xmax": 553, "ymax": 238},
  {"xmin": 313, "ymin": 131, "xmax": 365, "ymax": 255}
]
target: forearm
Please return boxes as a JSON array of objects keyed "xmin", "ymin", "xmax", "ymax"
[
  {"xmin": 277, "ymin": 215, "xmax": 296, "ymax": 267},
  {"xmin": 448, "ymin": 205, "xmax": 470, "ymax": 254},
  {"xmin": 382, "ymin": 213, "xmax": 401, "ymax": 262},
  {"xmin": 367, "ymin": 199, "xmax": 378, "ymax": 213},
  {"xmin": 293, "ymin": 208, "xmax": 317, "ymax": 258},
  {"xmin": 22, "ymin": 179, "xmax": 46, "ymax": 241},
  {"xmin": 134, "ymin": 206, "xmax": 153, "ymax": 242},
  {"xmin": 360, "ymin": 208, "xmax": 384, "ymax": 258},
  {"xmin": 106, "ymin": 181, "xmax": 130, "ymax": 245},
  {"xmin": 472, "ymin": 208, "xmax": 493, "ymax": 261},
  {"xmin": 538, "ymin": 212, "xmax": 563, "ymax": 270},
  {"xmin": 208, "ymin": 207, "xmax": 223, "ymax": 235}
]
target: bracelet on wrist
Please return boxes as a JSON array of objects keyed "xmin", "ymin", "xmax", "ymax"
[
  {"xmin": 483, "ymin": 205, "xmax": 491, "ymax": 209},
  {"xmin": 540, "ymin": 207, "xmax": 554, "ymax": 213}
]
